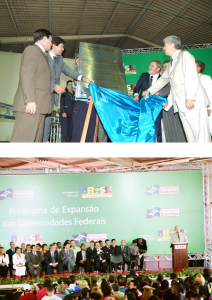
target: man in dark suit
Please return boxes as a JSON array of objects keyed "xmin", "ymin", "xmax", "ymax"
[
  {"xmin": 134, "ymin": 60, "xmax": 163, "ymax": 142},
  {"xmin": 116, "ymin": 240, "xmax": 130, "ymax": 271},
  {"xmin": 110, "ymin": 239, "xmax": 118, "ymax": 255},
  {"xmin": 93, "ymin": 242, "xmax": 107, "ymax": 273},
  {"xmin": 6, "ymin": 242, "xmax": 16, "ymax": 276},
  {"xmin": 86, "ymin": 240, "xmax": 95, "ymax": 272},
  {"xmin": 11, "ymin": 29, "xmax": 52, "ymax": 142},
  {"xmin": 21, "ymin": 243, "xmax": 26, "ymax": 254},
  {"xmin": 76, "ymin": 243, "xmax": 90, "ymax": 272},
  {"xmin": 137, "ymin": 238, "xmax": 147, "ymax": 270},
  {"xmin": 43, "ymin": 36, "xmax": 94, "ymax": 142},
  {"xmin": 102, "ymin": 239, "xmax": 112, "ymax": 272},
  {"xmin": 28, "ymin": 245, "xmax": 42, "ymax": 277},
  {"xmin": 45, "ymin": 244, "xmax": 63, "ymax": 274}
]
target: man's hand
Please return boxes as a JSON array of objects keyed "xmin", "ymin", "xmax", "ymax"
[
  {"xmin": 80, "ymin": 260, "xmax": 84, "ymax": 264},
  {"xmin": 185, "ymin": 99, "xmax": 195, "ymax": 110},
  {"xmin": 26, "ymin": 102, "xmax": 36, "ymax": 115},
  {"xmin": 62, "ymin": 113, "xmax": 67, "ymax": 118},
  {"xmin": 102, "ymin": 259, "xmax": 106, "ymax": 263},
  {"xmin": 207, "ymin": 109, "xmax": 211, "ymax": 117},
  {"xmin": 134, "ymin": 95, "xmax": 139, "ymax": 102},
  {"xmin": 82, "ymin": 77, "xmax": 94, "ymax": 84},
  {"xmin": 162, "ymin": 103, "xmax": 168, "ymax": 109},
  {"xmin": 155, "ymin": 92, "xmax": 160, "ymax": 96},
  {"xmin": 54, "ymin": 84, "xmax": 66, "ymax": 94},
  {"xmin": 52, "ymin": 263, "xmax": 57, "ymax": 267},
  {"xmin": 91, "ymin": 258, "xmax": 94, "ymax": 262},
  {"xmin": 142, "ymin": 90, "xmax": 150, "ymax": 99}
]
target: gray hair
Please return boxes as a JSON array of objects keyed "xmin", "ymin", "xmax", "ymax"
[
  {"xmin": 175, "ymin": 225, "xmax": 180, "ymax": 229},
  {"xmin": 151, "ymin": 60, "xmax": 162, "ymax": 71},
  {"xmin": 163, "ymin": 35, "xmax": 181, "ymax": 49},
  {"xmin": 56, "ymin": 284, "xmax": 65, "ymax": 293}
]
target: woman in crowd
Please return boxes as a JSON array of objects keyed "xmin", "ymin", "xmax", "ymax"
[
  {"xmin": 41, "ymin": 244, "xmax": 48, "ymax": 272},
  {"xmin": 30, "ymin": 284, "xmax": 36, "ymax": 295},
  {"xmin": 0, "ymin": 247, "xmax": 9, "ymax": 277},
  {"xmin": 36, "ymin": 243, "xmax": 42, "ymax": 252},
  {"xmin": 194, "ymin": 274, "xmax": 209, "ymax": 297},
  {"xmin": 13, "ymin": 247, "xmax": 26, "ymax": 276}
]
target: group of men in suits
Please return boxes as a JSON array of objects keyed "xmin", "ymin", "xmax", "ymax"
[
  {"xmin": 140, "ymin": 35, "xmax": 211, "ymax": 143},
  {"xmin": 11, "ymin": 29, "xmax": 93, "ymax": 143},
  {"xmin": 5, "ymin": 237, "xmax": 147, "ymax": 277}
]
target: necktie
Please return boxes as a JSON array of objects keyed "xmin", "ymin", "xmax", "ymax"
[
  {"xmin": 133, "ymin": 246, "xmax": 135, "ymax": 254},
  {"xmin": 178, "ymin": 233, "xmax": 180, "ymax": 241},
  {"xmin": 121, "ymin": 246, "xmax": 123, "ymax": 250},
  {"xmin": 13, "ymin": 249, "xmax": 15, "ymax": 254},
  {"xmin": 170, "ymin": 58, "xmax": 173, "ymax": 66},
  {"xmin": 149, "ymin": 76, "xmax": 153, "ymax": 87},
  {"xmin": 44, "ymin": 52, "xmax": 48, "ymax": 62},
  {"xmin": 52, "ymin": 252, "xmax": 55, "ymax": 263},
  {"xmin": 66, "ymin": 250, "xmax": 69, "ymax": 258},
  {"xmin": 53, "ymin": 56, "xmax": 57, "ymax": 63}
]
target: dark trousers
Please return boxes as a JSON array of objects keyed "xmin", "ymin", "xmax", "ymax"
[
  {"xmin": 46, "ymin": 263, "xmax": 63, "ymax": 274},
  {"xmin": 140, "ymin": 255, "xmax": 144, "ymax": 269},
  {"xmin": 94, "ymin": 260, "xmax": 107, "ymax": 273},
  {"xmin": 61, "ymin": 114, "xmax": 73, "ymax": 142},
  {"xmin": 77, "ymin": 260, "xmax": 90, "ymax": 272},
  {"xmin": 122, "ymin": 256, "xmax": 130, "ymax": 271},
  {"xmin": 155, "ymin": 110, "xmax": 163, "ymax": 143},
  {"xmin": 72, "ymin": 101, "xmax": 97, "ymax": 142},
  {"xmin": 0, "ymin": 266, "xmax": 8, "ymax": 278},
  {"xmin": 8, "ymin": 264, "xmax": 13, "ymax": 277}
]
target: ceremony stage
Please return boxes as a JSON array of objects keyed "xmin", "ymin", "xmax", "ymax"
[{"xmin": 0, "ymin": 158, "xmax": 211, "ymax": 272}]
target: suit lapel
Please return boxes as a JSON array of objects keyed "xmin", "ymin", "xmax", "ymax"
[{"xmin": 169, "ymin": 50, "xmax": 181, "ymax": 76}]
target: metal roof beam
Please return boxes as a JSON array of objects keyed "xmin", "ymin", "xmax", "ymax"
[
  {"xmin": 5, "ymin": 0, "xmax": 20, "ymax": 37},
  {"xmin": 72, "ymin": 0, "xmax": 89, "ymax": 58},
  {"xmin": 0, "ymin": 34, "xmax": 161, "ymax": 47},
  {"xmin": 102, "ymin": 3, "xmax": 121, "ymax": 35},
  {"xmin": 49, "ymin": 0, "xmax": 52, "ymax": 32}
]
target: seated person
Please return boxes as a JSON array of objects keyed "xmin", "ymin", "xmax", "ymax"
[
  {"xmin": 129, "ymin": 280, "xmax": 142, "ymax": 296},
  {"xmin": 19, "ymin": 284, "xmax": 37, "ymax": 300},
  {"xmin": 76, "ymin": 243, "xmax": 90, "ymax": 272},
  {"xmin": 0, "ymin": 247, "xmax": 9, "ymax": 278},
  {"xmin": 45, "ymin": 244, "xmax": 63, "ymax": 274},
  {"xmin": 93, "ymin": 242, "xmax": 107, "ymax": 273},
  {"xmin": 102, "ymin": 239, "xmax": 112, "ymax": 272},
  {"xmin": 118, "ymin": 277, "xmax": 128, "ymax": 293},
  {"xmin": 55, "ymin": 284, "xmax": 66, "ymax": 299},
  {"xmin": 129, "ymin": 240, "xmax": 142, "ymax": 266},
  {"xmin": 27, "ymin": 244, "xmax": 42, "ymax": 277},
  {"xmin": 116, "ymin": 240, "xmax": 130, "ymax": 271},
  {"xmin": 112, "ymin": 283, "xmax": 124, "ymax": 300},
  {"xmin": 42, "ymin": 284, "xmax": 61, "ymax": 300},
  {"xmin": 86, "ymin": 240, "xmax": 95, "ymax": 272},
  {"xmin": 13, "ymin": 247, "xmax": 26, "ymax": 276},
  {"xmin": 60, "ymin": 241, "xmax": 75, "ymax": 272},
  {"xmin": 36, "ymin": 279, "xmax": 52, "ymax": 300}
]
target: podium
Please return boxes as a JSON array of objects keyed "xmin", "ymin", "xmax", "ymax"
[{"xmin": 171, "ymin": 242, "xmax": 188, "ymax": 271}]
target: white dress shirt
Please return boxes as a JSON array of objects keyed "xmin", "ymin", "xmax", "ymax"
[
  {"xmin": 82, "ymin": 250, "xmax": 86, "ymax": 260},
  {"xmin": 35, "ymin": 43, "xmax": 45, "ymax": 53},
  {"xmin": 49, "ymin": 251, "xmax": 58, "ymax": 266},
  {"xmin": 0, "ymin": 254, "xmax": 9, "ymax": 266},
  {"xmin": 134, "ymin": 73, "xmax": 159, "ymax": 97},
  {"xmin": 48, "ymin": 51, "xmax": 83, "ymax": 81}
]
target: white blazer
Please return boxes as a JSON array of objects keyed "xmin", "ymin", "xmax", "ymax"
[
  {"xmin": 12, "ymin": 253, "xmax": 25, "ymax": 267},
  {"xmin": 149, "ymin": 50, "xmax": 210, "ymax": 113},
  {"xmin": 199, "ymin": 73, "xmax": 212, "ymax": 135},
  {"xmin": 0, "ymin": 254, "xmax": 9, "ymax": 266},
  {"xmin": 170, "ymin": 232, "xmax": 188, "ymax": 244}
]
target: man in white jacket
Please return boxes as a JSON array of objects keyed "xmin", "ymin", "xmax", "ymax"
[{"xmin": 143, "ymin": 35, "xmax": 211, "ymax": 143}]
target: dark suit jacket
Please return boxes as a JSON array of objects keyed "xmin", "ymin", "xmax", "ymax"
[
  {"xmin": 28, "ymin": 252, "xmax": 42, "ymax": 267},
  {"xmin": 102, "ymin": 246, "xmax": 112, "ymax": 262},
  {"xmin": 76, "ymin": 250, "xmax": 88, "ymax": 265},
  {"xmin": 134, "ymin": 72, "xmax": 160, "ymax": 100},
  {"xmin": 86, "ymin": 247, "xmax": 95, "ymax": 260},
  {"xmin": 116, "ymin": 246, "xmax": 130, "ymax": 259},
  {"xmin": 45, "ymin": 250, "xmax": 59, "ymax": 266},
  {"xmin": 60, "ymin": 91, "xmax": 76, "ymax": 115},
  {"xmin": 93, "ymin": 249, "xmax": 106, "ymax": 263},
  {"xmin": 137, "ymin": 239, "xmax": 147, "ymax": 252},
  {"xmin": 13, "ymin": 44, "xmax": 52, "ymax": 114},
  {"xmin": 110, "ymin": 245, "xmax": 118, "ymax": 255},
  {"xmin": 6, "ymin": 249, "xmax": 15, "ymax": 265}
]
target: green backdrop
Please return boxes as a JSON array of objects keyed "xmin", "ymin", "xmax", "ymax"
[
  {"xmin": 122, "ymin": 48, "xmax": 212, "ymax": 97},
  {"xmin": 0, "ymin": 170, "xmax": 204, "ymax": 255}
]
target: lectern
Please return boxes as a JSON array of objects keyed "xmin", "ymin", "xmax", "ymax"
[{"xmin": 171, "ymin": 242, "xmax": 188, "ymax": 271}]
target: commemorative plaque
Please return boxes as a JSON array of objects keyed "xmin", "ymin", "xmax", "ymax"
[{"xmin": 76, "ymin": 42, "xmax": 127, "ymax": 99}]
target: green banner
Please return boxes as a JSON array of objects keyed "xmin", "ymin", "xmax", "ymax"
[
  {"xmin": 0, "ymin": 170, "xmax": 204, "ymax": 254},
  {"xmin": 122, "ymin": 48, "xmax": 212, "ymax": 97}
]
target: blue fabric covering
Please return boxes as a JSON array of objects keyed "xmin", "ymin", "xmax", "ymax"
[{"xmin": 89, "ymin": 82, "xmax": 168, "ymax": 143}]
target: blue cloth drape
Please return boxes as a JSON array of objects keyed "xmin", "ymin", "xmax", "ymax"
[{"xmin": 89, "ymin": 82, "xmax": 168, "ymax": 143}]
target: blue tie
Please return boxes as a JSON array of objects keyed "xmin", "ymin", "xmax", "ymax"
[
  {"xmin": 133, "ymin": 246, "xmax": 135, "ymax": 254},
  {"xmin": 121, "ymin": 246, "xmax": 123, "ymax": 250},
  {"xmin": 53, "ymin": 56, "xmax": 57, "ymax": 63}
]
